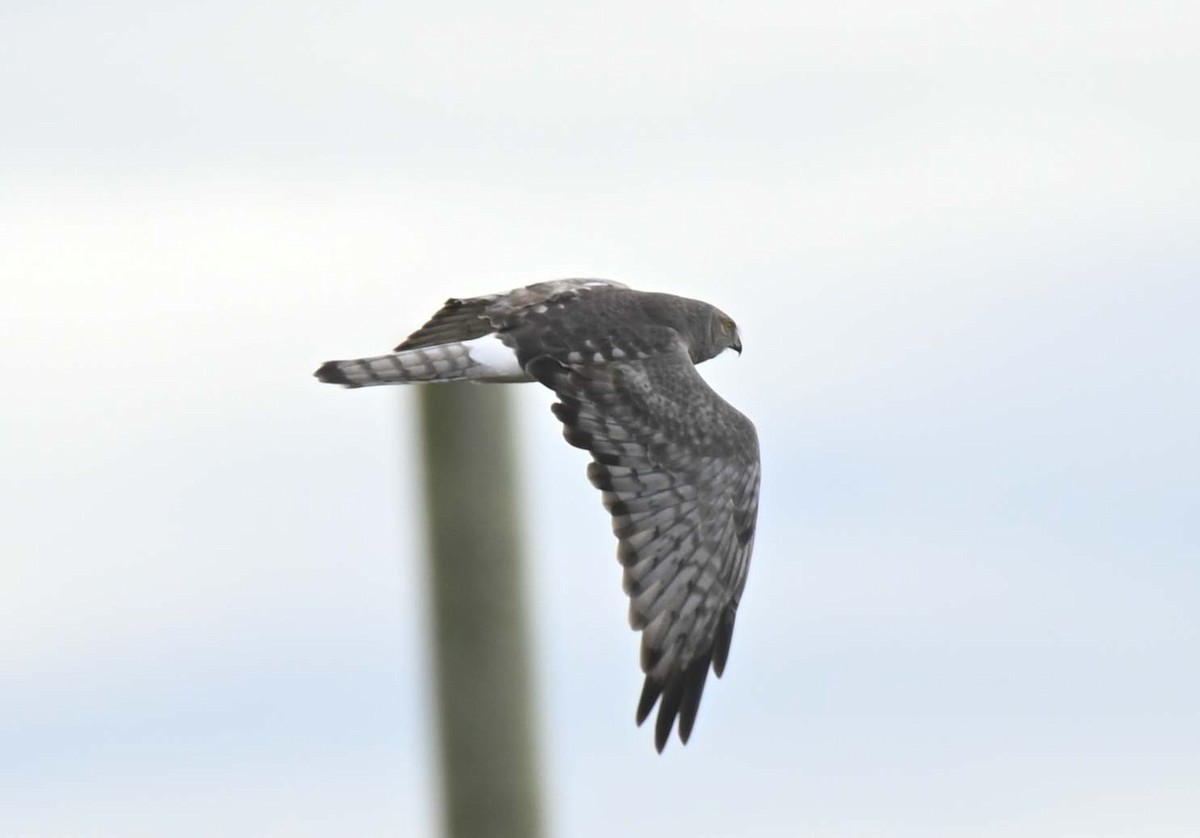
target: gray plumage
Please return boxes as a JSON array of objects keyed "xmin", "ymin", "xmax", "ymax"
[{"xmin": 315, "ymin": 279, "xmax": 760, "ymax": 752}]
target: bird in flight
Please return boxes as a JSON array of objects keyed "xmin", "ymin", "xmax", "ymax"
[{"xmin": 315, "ymin": 279, "xmax": 760, "ymax": 751}]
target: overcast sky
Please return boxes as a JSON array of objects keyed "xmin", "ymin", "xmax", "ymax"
[{"xmin": 3, "ymin": 2, "xmax": 1198, "ymax": 836}]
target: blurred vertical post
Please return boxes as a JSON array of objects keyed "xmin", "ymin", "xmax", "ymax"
[{"xmin": 416, "ymin": 384, "xmax": 544, "ymax": 838}]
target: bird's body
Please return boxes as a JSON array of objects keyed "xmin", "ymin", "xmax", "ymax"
[{"xmin": 316, "ymin": 279, "xmax": 760, "ymax": 751}]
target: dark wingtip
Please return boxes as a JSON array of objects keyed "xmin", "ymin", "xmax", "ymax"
[
  {"xmin": 654, "ymin": 680, "xmax": 684, "ymax": 753},
  {"xmin": 639, "ymin": 677, "xmax": 669, "ymax": 752},
  {"xmin": 638, "ymin": 659, "xmax": 716, "ymax": 752},
  {"xmin": 711, "ymin": 608, "xmax": 737, "ymax": 677},
  {"xmin": 314, "ymin": 360, "xmax": 352, "ymax": 386},
  {"xmin": 640, "ymin": 698, "xmax": 669, "ymax": 752},
  {"xmin": 676, "ymin": 655, "xmax": 712, "ymax": 745},
  {"xmin": 636, "ymin": 678, "xmax": 661, "ymax": 728}
]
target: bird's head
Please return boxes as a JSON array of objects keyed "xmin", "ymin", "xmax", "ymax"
[
  {"xmin": 709, "ymin": 308, "xmax": 743, "ymax": 358},
  {"xmin": 656, "ymin": 294, "xmax": 743, "ymax": 364}
]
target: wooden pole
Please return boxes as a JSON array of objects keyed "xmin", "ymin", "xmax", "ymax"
[{"xmin": 416, "ymin": 383, "xmax": 544, "ymax": 838}]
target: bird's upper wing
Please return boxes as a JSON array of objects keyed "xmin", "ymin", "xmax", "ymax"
[
  {"xmin": 395, "ymin": 279, "xmax": 628, "ymax": 351},
  {"xmin": 528, "ymin": 334, "xmax": 760, "ymax": 751},
  {"xmin": 393, "ymin": 294, "xmax": 502, "ymax": 351}
]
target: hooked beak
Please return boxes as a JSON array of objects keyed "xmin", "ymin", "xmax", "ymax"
[{"xmin": 732, "ymin": 331, "xmax": 743, "ymax": 355}]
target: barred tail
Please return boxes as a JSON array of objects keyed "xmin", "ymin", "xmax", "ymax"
[{"xmin": 314, "ymin": 335, "xmax": 528, "ymax": 388}]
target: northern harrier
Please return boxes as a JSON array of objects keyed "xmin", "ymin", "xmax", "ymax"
[{"xmin": 315, "ymin": 279, "xmax": 760, "ymax": 751}]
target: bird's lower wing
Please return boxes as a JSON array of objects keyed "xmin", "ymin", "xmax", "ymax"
[{"xmin": 528, "ymin": 342, "xmax": 760, "ymax": 751}]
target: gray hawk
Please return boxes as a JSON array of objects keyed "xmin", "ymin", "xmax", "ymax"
[{"xmin": 315, "ymin": 279, "xmax": 760, "ymax": 751}]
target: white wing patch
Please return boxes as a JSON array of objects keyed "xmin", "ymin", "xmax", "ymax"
[{"xmin": 461, "ymin": 334, "xmax": 530, "ymax": 382}]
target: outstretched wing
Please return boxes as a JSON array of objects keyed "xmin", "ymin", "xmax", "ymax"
[
  {"xmin": 395, "ymin": 279, "xmax": 629, "ymax": 351},
  {"xmin": 394, "ymin": 294, "xmax": 502, "ymax": 351},
  {"xmin": 528, "ymin": 337, "xmax": 760, "ymax": 751}
]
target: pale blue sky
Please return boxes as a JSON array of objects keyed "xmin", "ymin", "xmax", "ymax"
[{"xmin": 2, "ymin": 2, "xmax": 1198, "ymax": 836}]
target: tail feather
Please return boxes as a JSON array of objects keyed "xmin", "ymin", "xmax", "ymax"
[{"xmin": 314, "ymin": 335, "xmax": 529, "ymax": 388}]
